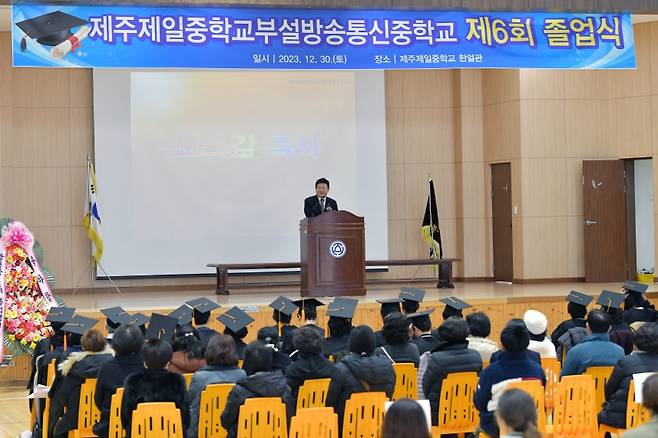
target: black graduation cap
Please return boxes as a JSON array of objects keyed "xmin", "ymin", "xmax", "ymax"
[
  {"xmin": 623, "ymin": 281, "xmax": 649, "ymax": 295},
  {"xmin": 269, "ymin": 296, "xmax": 298, "ymax": 316},
  {"xmin": 597, "ymin": 290, "xmax": 625, "ymax": 310},
  {"xmin": 376, "ymin": 298, "xmax": 402, "ymax": 316},
  {"xmin": 15, "ymin": 11, "xmax": 88, "ymax": 52},
  {"xmin": 399, "ymin": 287, "xmax": 426, "ymax": 303},
  {"xmin": 567, "ymin": 290, "xmax": 593, "ymax": 306},
  {"xmin": 185, "ymin": 297, "xmax": 220, "ymax": 315},
  {"xmin": 168, "ymin": 305, "xmax": 193, "ymax": 326},
  {"xmin": 407, "ymin": 308, "xmax": 434, "ymax": 327},
  {"xmin": 216, "ymin": 306, "xmax": 254, "ymax": 333},
  {"xmin": 145, "ymin": 313, "xmax": 178, "ymax": 342},
  {"xmin": 439, "ymin": 296, "xmax": 472, "ymax": 311},
  {"xmin": 61, "ymin": 315, "xmax": 98, "ymax": 336},
  {"xmin": 124, "ymin": 312, "xmax": 149, "ymax": 327},
  {"xmin": 326, "ymin": 297, "xmax": 358, "ymax": 319},
  {"xmin": 101, "ymin": 306, "xmax": 130, "ymax": 328},
  {"xmin": 45, "ymin": 306, "xmax": 75, "ymax": 323},
  {"xmin": 292, "ymin": 298, "xmax": 325, "ymax": 317}
]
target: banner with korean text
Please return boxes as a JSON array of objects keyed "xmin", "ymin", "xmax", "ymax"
[{"xmin": 11, "ymin": 4, "xmax": 635, "ymax": 69}]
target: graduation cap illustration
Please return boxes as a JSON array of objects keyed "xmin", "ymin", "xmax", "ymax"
[
  {"xmin": 216, "ymin": 306, "xmax": 254, "ymax": 333},
  {"xmin": 168, "ymin": 304, "xmax": 194, "ymax": 326},
  {"xmin": 597, "ymin": 290, "xmax": 625, "ymax": 311},
  {"xmin": 145, "ymin": 313, "xmax": 178, "ymax": 342},
  {"xmin": 566, "ymin": 290, "xmax": 593, "ymax": 307},
  {"xmin": 15, "ymin": 11, "xmax": 90, "ymax": 57}
]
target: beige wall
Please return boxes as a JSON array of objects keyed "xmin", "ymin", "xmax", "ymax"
[{"xmin": 2, "ymin": 23, "xmax": 658, "ymax": 290}]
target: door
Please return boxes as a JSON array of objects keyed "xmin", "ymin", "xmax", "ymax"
[
  {"xmin": 491, "ymin": 163, "xmax": 513, "ymax": 281},
  {"xmin": 583, "ymin": 160, "xmax": 627, "ymax": 282}
]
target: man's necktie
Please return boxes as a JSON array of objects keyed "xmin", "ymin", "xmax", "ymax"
[{"xmin": 320, "ymin": 198, "xmax": 325, "ymax": 213}]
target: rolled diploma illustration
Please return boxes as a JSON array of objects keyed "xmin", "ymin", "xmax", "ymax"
[{"xmin": 51, "ymin": 26, "xmax": 90, "ymax": 59}]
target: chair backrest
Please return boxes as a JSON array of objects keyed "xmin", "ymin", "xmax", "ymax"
[
  {"xmin": 131, "ymin": 402, "xmax": 183, "ymax": 438},
  {"xmin": 436, "ymin": 372, "xmax": 479, "ymax": 435},
  {"xmin": 296, "ymin": 378, "xmax": 331, "ymax": 411},
  {"xmin": 289, "ymin": 407, "xmax": 339, "ymax": 438},
  {"xmin": 391, "ymin": 363, "xmax": 418, "ymax": 401},
  {"xmin": 626, "ymin": 379, "xmax": 653, "ymax": 429},
  {"xmin": 585, "ymin": 366, "xmax": 614, "ymax": 410},
  {"xmin": 553, "ymin": 375, "xmax": 598, "ymax": 438},
  {"xmin": 184, "ymin": 373, "xmax": 194, "ymax": 388},
  {"xmin": 342, "ymin": 392, "xmax": 387, "ymax": 438},
  {"xmin": 505, "ymin": 380, "xmax": 547, "ymax": 433},
  {"xmin": 42, "ymin": 358, "xmax": 57, "ymax": 438},
  {"xmin": 198, "ymin": 383, "xmax": 235, "ymax": 438},
  {"xmin": 541, "ymin": 357, "xmax": 561, "ymax": 411},
  {"xmin": 108, "ymin": 388, "xmax": 124, "ymax": 438},
  {"xmin": 46, "ymin": 358, "xmax": 56, "ymax": 385},
  {"xmin": 76, "ymin": 377, "xmax": 101, "ymax": 435},
  {"xmin": 237, "ymin": 397, "xmax": 288, "ymax": 438}
]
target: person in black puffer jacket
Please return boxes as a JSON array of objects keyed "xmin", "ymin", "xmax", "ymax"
[
  {"xmin": 598, "ymin": 322, "xmax": 658, "ymax": 428},
  {"xmin": 605, "ymin": 307, "xmax": 634, "ymax": 355},
  {"xmin": 221, "ymin": 341, "xmax": 294, "ymax": 438},
  {"xmin": 323, "ymin": 316, "xmax": 352, "ymax": 362},
  {"xmin": 121, "ymin": 339, "xmax": 189, "ymax": 438},
  {"xmin": 49, "ymin": 330, "xmax": 113, "ymax": 438},
  {"xmin": 285, "ymin": 327, "xmax": 334, "ymax": 406},
  {"xmin": 325, "ymin": 325, "xmax": 396, "ymax": 426},
  {"xmin": 375, "ymin": 312, "xmax": 420, "ymax": 367},
  {"xmin": 422, "ymin": 317, "xmax": 482, "ymax": 426}
]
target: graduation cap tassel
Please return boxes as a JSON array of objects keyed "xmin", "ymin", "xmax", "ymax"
[
  {"xmin": 20, "ymin": 36, "xmax": 27, "ymax": 52},
  {"xmin": 63, "ymin": 333, "xmax": 67, "ymax": 351}
]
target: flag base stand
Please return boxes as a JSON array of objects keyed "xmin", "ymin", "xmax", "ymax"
[{"xmin": 71, "ymin": 258, "xmax": 122, "ymax": 295}]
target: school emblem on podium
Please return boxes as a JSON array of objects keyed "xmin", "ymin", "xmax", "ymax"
[{"xmin": 329, "ymin": 241, "xmax": 346, "ymax": 258}]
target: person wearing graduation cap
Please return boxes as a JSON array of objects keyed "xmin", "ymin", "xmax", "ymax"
[
  {"xmin": 48, "ymin": 323, "xmax": 112, "ymax": 438},
  {"xmin": 100, "ymin": 306, "xmax": 130, "ymax": 344},
  {"xmin": 375, "ymin": 298, "xmax": 402, "ymax": 347},
  {"xmin": 185, "ymin": 297, "xmax": 221, "ymax": 349},
  {"xmin": 256, "ymin": 326, "xmax": 292, "ymax": 371},
  {"xmin": 550, "ymin": 290, "xmax": 592, "ymax": 349},
  {"xmin": 93, "ymin": 323, "xmax": 145, "ymax": 438},
  {"xmin": 268, "ymin": 296, "xmax": 299, "ymax": 355},
  {"xmin": 409, "ymin": 309, "xmax": 442, "ymax": 355},
  {"xmin": 217, "ymin": 306, "xmax": 254, "ymax": 360},
  {"xmin": 292, "ymin": 298, "xmax": 325, "ymax": 338},
  {"xmin": 399, "ymin": 287, "xmax": 425, "ymax": 316},
  {"xmin": 431, "ymin": 297, "xmax": 472, "ymax": 340},
  {"xmin": 622, "ymin": 281, "xmax": 657, "ymax": 325},
  {"xmin": 323, "ymin": 298, "xmax": 357, "ymax": 361},
  {"xmin": 599, "ymin": 290, "xmax": 634, "ymax": 354}
]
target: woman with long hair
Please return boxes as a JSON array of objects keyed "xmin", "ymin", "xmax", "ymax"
[
  {"xmin": 495, "ymin": 389, "xmax": 541, "ymax": 438},
  {"xmin": 381, "ymin": 398, "xmax": 430, "ymax": 438}
]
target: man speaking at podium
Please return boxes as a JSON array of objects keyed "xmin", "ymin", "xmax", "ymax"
[{"xmin": 304, "ymin": 178, "xmax": 338, "ymax": 218}]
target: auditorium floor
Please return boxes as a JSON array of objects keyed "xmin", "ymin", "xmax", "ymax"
[
  {"xmin": 57, "ymin": 280, "xmax": 647, "ymax": 311},
  {"xmin": 0, "ymin": 384, "xmax": 31, "ymax": 437}
]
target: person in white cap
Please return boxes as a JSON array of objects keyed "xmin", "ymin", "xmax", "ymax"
[{"xmin": 523, "ymin": 310, "xmax": 557, "ymax": 359}]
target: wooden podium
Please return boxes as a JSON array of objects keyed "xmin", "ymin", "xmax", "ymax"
[{"xmin": 300, "ymin": 210, "xmax": 366, "ymax": 297}]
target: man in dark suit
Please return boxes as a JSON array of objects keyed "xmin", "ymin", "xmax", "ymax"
[{"xmin": 304, "ymin": 177, "xmax": 338, "ymax": 218}]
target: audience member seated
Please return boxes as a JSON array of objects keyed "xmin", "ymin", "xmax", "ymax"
[
  {"xmin": 49, "ymin": 329, "xmax": 113, "ymax": 438},
  {"xmin": 285, "ymin": 327, "xmax": 334, "ymax": 405},
  {"xmin": 623, "ymin": 282, "xmax": 657, "ymax": 325},
  {"xmin": 474, "ymin": 319, "xmax": 546, "ymax": 438},
  {"xmin": 188, "ymin": 335, "xmax": 246, "ymax": 438},
  {"xmin": 381, "ymin": 398, "xmax": 431, "ymax": 438},
  {"xmin": 422, "ymin": 317, "xmax": 482, "ymax": 426},
  {"xmin": 375, "ymin": 312, "xmax": 420, "ymax": 367},
  {"xmin": 490, "ymin": 348, "xmax": 541, "ymax": 365},
  {"xmin": 621, "ymin": 373, "xmax": 658, "ymax": 438},
  {"xmin": 375, "ymin": 299, "xmax": 402, "ymax": 347},
  {"xmin": 271, "ymin": 307, "xmax": 297, "ymax": 355},
  {"xmin": 257, "ymin": 326, "xmax": 291, "ymax": 371},
  {"xmin": 221, "ymin": 341, "xmax": 294, "ymax": 438},
  {"xmin": 325, "ymin": 325, "xmax": 396, "ymax": 426},
  {"xmin": 93, "ymin": 324, "xmax": 145, "ymax": 438},
  {"xmin": 561, "ymin": 310, "xmax": 625, "ymax": 377},
  {"xmin": 466, "ymin": 312, "xmax": 499, "ymax": 363},
  {"xmin": 323, "ymin": 316, "xmax": 352, "ymax": 361},
  {"xmin": 169, "ymin": 325, "xmax": 206, "ymax": 374},
  {"xmin": 496, "ymin": 389, "xmax": 541, "ymax": 438},
  {"xmin": 293, "ymin": 298, "xmax": 325, "ymax": 337},
  {"xmin": 551, "ymin": 294, "xmax": 589, "ymax": 348},
  {"xmin": 606, "ymin": 307, "xmax": 634, "ymax": 355},
  {"xmin": 410, "ymin": 310, "xmax": 442, "ymax": 356},
  {"xmin": 121, "ymin": 339, "xmax": 189, "ymax": 438},
  {"xmin": 193, "ymin": 308, "xmax": 219, "ymax": 351},
  {"xmin": 524, "ymin": 310, "xmax": 557, "ymax": 359},
  {"xmin": 224, "ymin": 326, "xmax": 248, "ymax": 359},
  {"xmin": 598, "ymin": 323, "xmax": 658, "ymax": 429}
]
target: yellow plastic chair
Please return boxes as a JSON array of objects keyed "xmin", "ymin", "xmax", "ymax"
[
  {"xmin": 71, "ymin": 378, "xmax": 100, "ymax": 438},
  {"xmin": 198, "ymin": 383, "xmax": 235, "ymax": 438},
  {"xmin": 553, "ymin": 375, "xmax": 597, "ymax": 438},
  {"xmin": 108, "ymin": 388, "xmax": 124, "ymax": 438},
  {"xmin": 585, "ymin": 366, "xmax": 614, "ymax": 410},
  {"xmin": 599, "ymin": 380, "xmax": 652, "ymax": 438},
  {"xmin": 43, "ymin": 358, "xmax": 57, "ymax": 438},
  {"xmin": 131, "ymin": 402, "xmax": 183, "ymax": 438},
  {"xmin": 542, "ymin": 357, "xmax": 561, "ymax": 413},
  {"xmin": 289, "ymin": 407, "xmax": 339, "ymax": 438},
  {"xmin": 238, "ymin": 360, "xmax": 244, "ymax": 369},
  {"xmin": 391, "ymin": 363, "xmax": 418, "ymax": 401},
  {"xmin": 236, "ymin": 397, "xmax": 288, "ymax": 438},
  {"xmin": 506, "ymin": 380, "xmax": 547, "ymax": 434},
  {"xmin": 184, "ymin": 373, "xmax": 194, "ymax": 388},
  {"xmin": 432, "ymin": 372, "xmax": 479, "ymax": 438},
  {"xmin": 342, "ymin": 392, "xmax": 387, "ymax": 438},
  {"xmin": 296, "ymin": 378, "xmax": 331, "ymax": 411}
]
